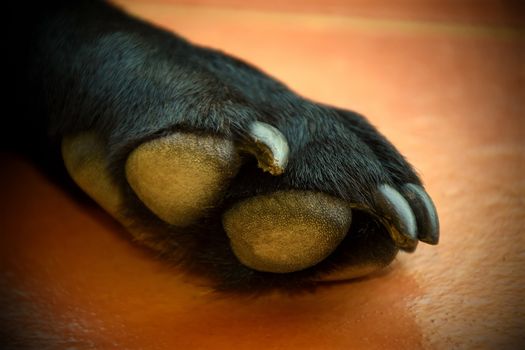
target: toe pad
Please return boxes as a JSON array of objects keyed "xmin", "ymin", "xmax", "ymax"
[
  {"xmin": 126, "ymin": 133, "xmax": 241, "ymax": 226},
  {"xmin": 222, "ymin": 191, "xmax": 352, "ymax": 273}
]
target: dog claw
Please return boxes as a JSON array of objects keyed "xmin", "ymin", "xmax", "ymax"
[
  {"xmin": 401, "ymin": 184, "xmax": 440, "ymax": 244},
  {"xmin": 374, "ymin": 184, "xmax": 418, "ymax": 252},
  {"xmin": 240, "ymin": 121, "xmax": 289, "ymax": 175}
]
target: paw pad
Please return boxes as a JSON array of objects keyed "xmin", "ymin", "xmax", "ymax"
[
  {"xmin": 126, "ymin": 132, "xmax": 241, "ymax": 226},
  {"xmin": 223, "ymin": 191, "xmax": 352, "ymax": 273}
]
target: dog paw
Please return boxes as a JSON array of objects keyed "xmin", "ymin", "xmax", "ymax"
[
  {"xmin": 62, "ymin": 111, "xmax": 438, "ymax": 294},
  {"xmin": 59, "ymin": 44, "xmax": 439, "ymax": 293}
]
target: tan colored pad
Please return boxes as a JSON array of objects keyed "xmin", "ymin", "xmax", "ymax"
[
  {"xmin": 62, "ymin": 132, "xmax": 169, "ymax": 251},
  {"xmin": 223, "ymin": 191, "xmax": 352, "ymax": 273},
  {"xmin": 62, "ymin": 132, "xmax": 124, "ymax": 216},
  {"xmin": 126, "ymin": 133, "xmax": 241, "ymax": 227}
]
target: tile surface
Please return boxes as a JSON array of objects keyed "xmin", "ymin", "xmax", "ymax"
[{"xmin": 1, "ymin": 1, "xmax": 523, "ymax": 349}]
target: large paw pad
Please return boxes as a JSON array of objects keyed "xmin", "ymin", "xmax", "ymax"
[
  {"xmin": 223, "ymin": 191, "xmax": 352, "ymax": 273},
  {"xmin": 126, "ymin": 133, "xmax": 241, "ymax": 227}
]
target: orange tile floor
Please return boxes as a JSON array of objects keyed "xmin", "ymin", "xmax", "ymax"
[{"xmin": 1, "ymin": 1, "xmax": 523, "ymax": 349}]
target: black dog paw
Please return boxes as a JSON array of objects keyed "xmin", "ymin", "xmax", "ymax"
[
  {"xmin": 18, "ymin": 0, "xmax": 439, "ymax": 293},
  {"xmin": 60, "ymin": 44, "xmax": 439, "ymax": 293}
]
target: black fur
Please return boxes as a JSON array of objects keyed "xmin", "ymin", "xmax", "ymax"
[{"xmin": 6, "ymin": 0, "xmax": 422, "ymax": 293}]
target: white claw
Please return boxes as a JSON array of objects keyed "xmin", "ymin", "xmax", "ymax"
[{"xmin": 247, "ymin": 121, "xmax": 289, "ymax": 175}]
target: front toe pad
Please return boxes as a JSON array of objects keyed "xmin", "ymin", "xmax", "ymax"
[
  {"xmin": 126, "ymin": 132, "xmax": 241, "ymax": 226},
  {"xmin": 222, "ymin": 191, "xmax": 352, "ymax": 273}
]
